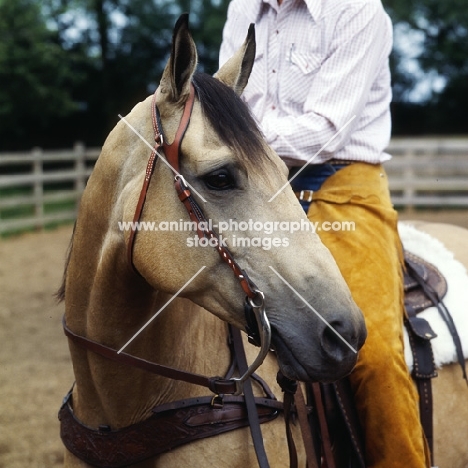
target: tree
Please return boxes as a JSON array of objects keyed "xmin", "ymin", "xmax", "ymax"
[
  {"xmin": 0, "ymin": 0, "xmax": 81, "ymax": 149},
  {"xmin": 0, "ymin": 0, "xmax": 232, "ymax": 149},
  {"xmin": 386, "ymin": 0, "xmax": 468, "ymax": 133},
  {"xmin": 43, "ymin": 0, "xmax": 231, "ymax": 146}
]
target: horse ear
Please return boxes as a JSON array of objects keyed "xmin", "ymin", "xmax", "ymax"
[
  {"xmin": 215, "ymin": 24, "xmax": 256, "ymax": 96},
  {"xmin": 160, "ymin": 14, "xmax": 198, "ymax": 102}
]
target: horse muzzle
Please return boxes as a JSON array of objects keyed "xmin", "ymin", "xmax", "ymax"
[{"xmin": 270, "ymin": 312, "xmax": 367, "ymax": 383}]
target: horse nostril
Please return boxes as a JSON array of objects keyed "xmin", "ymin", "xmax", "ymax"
[{"xmin": 320, "ymin": 320, "xmax": 356, "ymax": 362}]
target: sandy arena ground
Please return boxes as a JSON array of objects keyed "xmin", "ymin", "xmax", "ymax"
[{"xmin": 0, "ymin": 210, "xmax": 467, "ymax": 467}]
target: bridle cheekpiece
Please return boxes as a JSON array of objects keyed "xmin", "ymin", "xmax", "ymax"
[{"xmin": 126, "ymin": 83, "xmax": 272, "ymax": 394}]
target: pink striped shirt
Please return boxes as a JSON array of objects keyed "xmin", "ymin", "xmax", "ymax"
[{"xmin": 219, "ymin": 0, "xmax": 393, "ymax": 166}]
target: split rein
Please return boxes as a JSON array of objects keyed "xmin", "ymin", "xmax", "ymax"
[{"xmin": 62, "ymin": 85, "xmax": 317, "ymax": 468}]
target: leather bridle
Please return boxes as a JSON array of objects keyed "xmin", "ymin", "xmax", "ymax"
[
  {"xmin": 128, "ymin": 85, "xmax": 258, "ymax": 296},
  {"xmin": 61, "ymin": 83, "xmax": 318, "ymax": 468},
  {"xmin": 62, "ymin": 84, "xmax": 274, "ymax": 392},
  {"xmin": 125, "ymin": 83, "xmax": 272, "ymax": 394}
]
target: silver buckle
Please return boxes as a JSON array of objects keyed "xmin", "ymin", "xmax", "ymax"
[{"xmin": 299, "ymin": 190, "xmax": 313, "ymax": 203}]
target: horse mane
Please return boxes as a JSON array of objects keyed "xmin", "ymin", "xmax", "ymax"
[
  {"xmin": 56, "ymin": 221, "xmax": 76, "ymax": 302},
  {"xmin": 192, "ymin": 72, "xmax": 271, "ymax": 170}
]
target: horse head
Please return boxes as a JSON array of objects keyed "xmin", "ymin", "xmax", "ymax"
[{"xmin": 124, "ymin": 15, "xmax": 366, "ymax": 382}]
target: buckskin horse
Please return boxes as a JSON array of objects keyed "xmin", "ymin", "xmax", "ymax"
[
  {"xmin": 57, "ymin": 14, "xmax": 468, "ymax": 468},
  {"xmin": 58, "ymin": 14, "xmax": 366, "ymax": 468}
]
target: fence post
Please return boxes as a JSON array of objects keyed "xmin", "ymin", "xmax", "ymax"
[
  {"xmin": 74, "ymin": 142, "xmax": 86, "ymax": 214},
  {"xmin": 32, "ymin": 147, "xmax": 43, "ymax": 230}
]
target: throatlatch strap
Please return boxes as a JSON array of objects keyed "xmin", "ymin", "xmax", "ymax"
[{"xmin": 62, "ymin": 317, "xmax": 238, "ymax": 395}]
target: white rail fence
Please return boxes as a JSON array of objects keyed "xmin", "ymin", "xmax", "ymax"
[
  {"xmin": 1, "ymin": 138, "xmax": 468, "ymax": 234},
  {"xmin": 0, "ymin": 143, "xmax": 99, "ymax": 234},
  {"xmin": 385, "ymin": 138, "xmax": 468, "ymax": 208}
]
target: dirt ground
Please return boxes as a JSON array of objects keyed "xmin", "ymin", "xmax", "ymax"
[
  {"xmin": 0, "ymin": 226, "xmax": 73, "ymax": 468},
  {"xmin": 0, "ymin": 210, "xmax": 467, "ymax": 468}
]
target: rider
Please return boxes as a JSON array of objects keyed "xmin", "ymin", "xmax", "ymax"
[{"xmin": 220, "ymin": 0, "xmax": 430, "ymax": 466}]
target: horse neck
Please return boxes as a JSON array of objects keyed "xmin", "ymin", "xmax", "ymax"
[
  {"xmin": 66, "ymin": 238, "xmax": 232, "ymax": 428},
  {"xmin": 64, "ymin": 127, "xmax": 232, "ymax": 428},
  {"xmin": 65, "ymin": 197, "xmax": 233, "ymax": 424}
]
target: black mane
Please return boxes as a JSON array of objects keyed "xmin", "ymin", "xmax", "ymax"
[{"xmin": 192, "ymin": 72, "xmax": 270, "ymax": 169}]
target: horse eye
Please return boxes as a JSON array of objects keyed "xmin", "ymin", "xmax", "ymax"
[{"xmin": 203, "ymin": 170, "xmax": 235, "ymax": 191}]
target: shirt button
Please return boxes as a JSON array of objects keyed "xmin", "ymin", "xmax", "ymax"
[
  {"xmin": 272, "ymin": 69, "xmax": 276, "ymax": 73},
  {"xmin": 271, "ymin": 105, "xmax": 276, "ymax": 110}
]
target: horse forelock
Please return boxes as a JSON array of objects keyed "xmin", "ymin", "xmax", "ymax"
[{"xmin": 191, "ymin": 72, "xmax": 272, "ymax": 172}]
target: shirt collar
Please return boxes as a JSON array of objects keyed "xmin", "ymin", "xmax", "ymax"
[{"xmin": 262, "ymin": 0, "xmax": 321, "ymax": 21}]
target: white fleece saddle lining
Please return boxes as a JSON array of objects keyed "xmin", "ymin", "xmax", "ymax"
[{"xmin": 398, "ymin": 222, "xmax": 468, "ymax": 370}]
